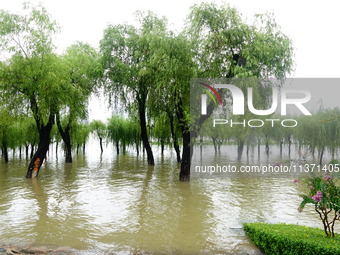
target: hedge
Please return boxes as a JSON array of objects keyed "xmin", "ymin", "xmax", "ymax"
[{"xmin": 244, "ymin": 223, "xmax": 340, "ymax": 255}]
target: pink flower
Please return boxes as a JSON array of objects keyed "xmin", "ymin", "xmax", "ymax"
[
  {"xmin": 293, "ymin": 179, "xmax": 299, "ymax": 183},
  {"xmin": 312, "ymin": 191, "xmax": 322, "ymax": 202},
  {"xmin": 273, "ymin": 162, "xmax": 282, "ymax": 167},
  {"xmin": 323, "ymin": 175, "xmax": 332, "ymax": 181}
]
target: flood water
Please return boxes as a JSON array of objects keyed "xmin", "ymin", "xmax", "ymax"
[{"xmin": 0, "ymin": 140, "xmax": 333, "ymax": 254}]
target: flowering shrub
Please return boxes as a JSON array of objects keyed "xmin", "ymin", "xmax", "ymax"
[{"xmin": 297, "ymin": 176, "xmax": 340, "ymax": 237}]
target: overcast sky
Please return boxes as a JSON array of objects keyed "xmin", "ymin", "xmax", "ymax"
[{"xmin": 1, "ymin": 0, "xmax": 340, "ymax": 119}]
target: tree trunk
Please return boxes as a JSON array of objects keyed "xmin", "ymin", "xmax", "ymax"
[
  {"xmin": 168, "ymin": 113, "xmax": 181, "ymax": 162},
  {"xmin": 161, "ymin": 139, "xmax": 165, "ymax": 155},
  {"xmin": 288, "ymin": 137, "xmax": 292, "ymax": 158},
  {"xmin": 26, "ymin": 122, "xmax": 53, "ymax": 178},
  {"xmin": 320, "ymin": 146, "xmax": 325, "ymax": 166},
  {"xmin": 25, "ymin": 144, "xmax": 29, "ymax": 159},
  {"xmin": 180, "ymin": 130, "xmax": 191, "ymax": 181},
  {"xmin": 138, "ymin": 100, "xmax": 154, "ymax": 165},
  {"xmin": 177, "ymin": 96, "xmax": 214, "ymax": 181},
  {"xmin": 212, "ymin": 136, "xmax": 217, "ymax": 153},
  {"xmin": 2, "ymin": 141, "xmax": 8, "ymax": 163},
  {"xmin": 115, "ymin": 141, "xmax": 120, "ymax": 155},
  {"xmin": 56, "ymin": 141, "xmax": 59, "ymax": 157},
  {"xmin": 217, "ymin": 139, "xmax": 223, "ymax": 153},
  {"xmin": 135, "ymin": 140, "xmax": 139, "ymax": 156},
  {"xmin": 56, "ymin": 113, "xmax": 72, "ymax": 163},
  {"xmin": 246, "ymin": 143, "xmax": 249, "ymax": 159},
  {"xmin": 99, "ymin": 137, "xmax": 103, "ymax": 153},
  {"xmin": 237, "ymin": 140, "xmax": 244, "ymax": 161},
  {"xmin": 30, "ymin": 144, "xmax": 34, "ymax": 158}
]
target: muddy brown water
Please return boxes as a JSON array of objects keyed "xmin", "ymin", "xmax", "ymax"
[{"xmin": 0, "ymin": 142, "xmax": 330, "ymax": 254}]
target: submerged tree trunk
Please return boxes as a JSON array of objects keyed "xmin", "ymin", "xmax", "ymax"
[
  {"xmin": 26, "ymin": 119, "xmax": 54, "ymax": 178},
  {"xmin": 288, "ymin": 137, "xmax": 292, "ymax": 158},
  {"xmin": 26, "ymin": 99, "xmax": 55, "ymax": 179},
  {"xmin": 116, "ymin": 141, "xmax": 120, "ymax": 155},
  {"xmin": 160, "ymin": 139, "xmax": 165, "ymax": 155},
  {"xmin": 177, "ymin": 97, "xmax": 214, "ymax": 181},
  {"xmin": 99, "ymin": 137, "xmax": 103, "ymax": 154},
  {"xmin": 56, "ymin": 113, "xmax": 72, "ymax": 163},
  {"xmin": 280, "ymin": 140, "xmax": 283, "ymax": 157},
  {"xmin": 30, "ymin": 144, "xmax": 35, "ymax": 159},
  {"xmin": 55, "ymin": 143, "xmax": 59, "ymax": 160},
  {"xmin": 217, "ymin": 139, "xmax": 223, "ymax": 153},
  {"xmin": 319, "ymin": 146, "xmax": 325, "ymax": 166},
  {"xmin": 237, "ymin": 140, "xmax": 244, "ymax": 161},
  {"xmin": 25, "ymin": 144, "xmax": 29, "ymax": 159},
  {"xmin": 2, "ymin": 141, "xmax": 8, "ymax": 163},
  {"xmin": 168, "ymin": 113, "xmax": 181, "ymax": 162},
  {"xmin": 138, "ymin": 98, "xmax": 154, "ymax": 165},
  {"xmin": 265, "ymin": 135, "xmax": 269, "ymax": 157},
  {"xmin": 212, "ymin": 136, "xmax": 218, "ymax": 153},
  {"xmin": 180, "ymin": 130, "xmax": 191, "ymax": 181}
]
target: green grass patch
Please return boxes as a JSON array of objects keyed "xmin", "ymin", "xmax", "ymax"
[{"xmin": 244, "ymin": 223, "xmax": 340, "ymax": 255}]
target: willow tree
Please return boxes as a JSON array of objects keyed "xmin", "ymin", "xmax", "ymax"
[
  {"xmin": 90, "ymin": 120, "xmax": 106, "ymax": 153},
  {"xmin": 100, "ymin": 12, "xmax": 171, "ymax": 166},
  {"xmin": 107, "ymin": 115, "xmax": 141, "ymax": 155},
  {"xmin": 56, "ymin": 42, "xmax": 101, "ymax": 163},
  {"xmin": 177, "ymin": 3, "xmax": 294, "ymax": 180},
  {"xmin": 0, "ymin": 5, "xmax": 75, "ymax": 178},
  {"xmin": 153, "ymin": 113, "xmax": 171, "ymax": 155},
  {"xmin": 146, "ymin": 32, "xmax": 196, "ymax": 177},
  {"xmin": 72, "ymin": 122, "xmax": 91, "ymax": 154}
]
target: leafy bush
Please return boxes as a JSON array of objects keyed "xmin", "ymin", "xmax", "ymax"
[
  {"xmin": 244, "ymin": 223, "xmax": 340, "ymax": 255},
  {"xmin": 296, "ymin": 176, "xmax": 340, "ymax": 237}
]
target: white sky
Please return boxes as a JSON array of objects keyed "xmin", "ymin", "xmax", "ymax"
[{"xmin": 1, "ymin": 0, "xmax": 340, "ymax": 120}]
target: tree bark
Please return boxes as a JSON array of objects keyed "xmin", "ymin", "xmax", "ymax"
[
  {"xmin": 26, "ymin": 97, "xmax": 55, "ymax": 178},
  {"xmin": 30, "ymin": 144, "xmax": 34, "ymax": 159},
  {"xmin": 2, "ymin": 141, "xmax": 8, "ymax": 163},
  {"xmin": 99, "ymin": 137, "xmax": 103, "ymax": 153},
  {"xmin": 177, "ymin": 97, "xmax": 214, "ymax": 181},
  {"xmin": 168, "ymin": 113, "xmax": 181, "ymax": 162},
  {"xmin": 25, "ymin": 144, "xmax": 29, "ymax": 159},
  {"xmin": 116, "ymin": 141, "xmax": 120, "ymax": 155},
  {"xmin": 138, "ymin": 98, "xmax": 154, "ymax": 165},
  {"xmin": 56, "ymin": 113, "xmax": 72, "ymax": 163},
  {"xmin": 26, "ymin": 119, "xmax": 53, "ymax": 178},
  {"xmin": 180, "ymin": 130, "xmax": 191, "ymax": 181}
]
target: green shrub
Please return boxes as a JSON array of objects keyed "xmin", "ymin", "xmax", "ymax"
[{"xmin": 244, "ymin": 223, "xmax": 340, "ymax": 255}]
